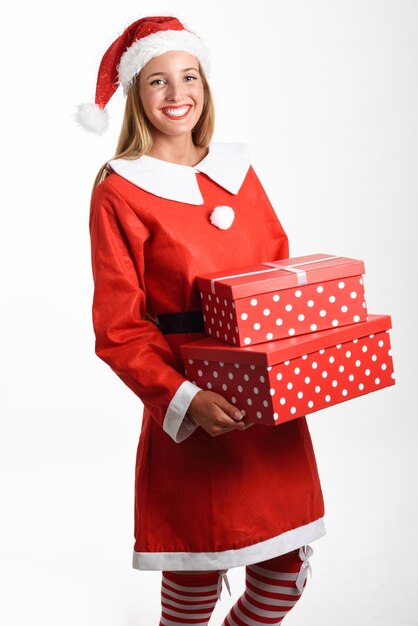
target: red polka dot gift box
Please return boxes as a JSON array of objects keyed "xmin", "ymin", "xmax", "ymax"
[
  {"xmin": 196, "ymin": 253, "xmax": 368, "ymax": 346},
  {"xmin": 180, "ymin": 314, "xmax": 395, "ymax": 426}
]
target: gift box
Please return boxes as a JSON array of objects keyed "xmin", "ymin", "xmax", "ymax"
[
  {"xmin": 197, "ymin": 253, "xmax": 368, "ymax": 346},
  {"xmin": 180, "ymin": 314, "xmax": 395, "ymax": 426}
]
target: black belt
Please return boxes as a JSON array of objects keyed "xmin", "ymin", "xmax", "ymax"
[{"xmin": 155, "ymin": 311, "xmax": 205, "ymax": 334}]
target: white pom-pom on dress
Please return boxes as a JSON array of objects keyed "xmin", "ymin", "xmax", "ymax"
[{"xmin": 210, "ymin": 206, "xmax": 235, "ymax": 230}]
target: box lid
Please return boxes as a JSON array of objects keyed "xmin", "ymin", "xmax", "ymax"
[
  {"xmin": 180, "ymin": 314, "xmax": 392, "ymax": 366},
  {"xmin": 196, "ymin": 253, "xmax": 365, "ymax": 299}
]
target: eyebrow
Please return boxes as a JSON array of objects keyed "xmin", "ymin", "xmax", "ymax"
[{"xmin": 146, "ymin": 67, "xmax": 200, "ymax": 80}]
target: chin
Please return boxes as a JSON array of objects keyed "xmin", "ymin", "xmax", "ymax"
[{"xmin": 158, "ymin": 121, "xmax": 198, "ymax": 136}]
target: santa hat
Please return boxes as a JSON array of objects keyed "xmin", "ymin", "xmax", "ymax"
[{"xmin": 75, "ymin": 16, "xmax": 211, "ymax": 135}]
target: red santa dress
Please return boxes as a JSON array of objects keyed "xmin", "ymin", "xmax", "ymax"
[{"xmin": 89, "ymin": 141, "xmax": 326, "ymax": 578}]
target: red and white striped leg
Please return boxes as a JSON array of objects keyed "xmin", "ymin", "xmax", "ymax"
[
  {"xmin": 222, "ymin": 546, "xmax": 314, "ymax": 626},
  {"xmin": 159, "ymin": 570, "xmax": 221, "ymax": 626}
]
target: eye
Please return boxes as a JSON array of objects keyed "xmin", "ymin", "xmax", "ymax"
[
  {"xmin": 150, "ymin": 79, "xmax": 165, "ymax": 86},
  {"xmin": 184, "ymin": 75, "xmax": 198, "ymax": 81}
]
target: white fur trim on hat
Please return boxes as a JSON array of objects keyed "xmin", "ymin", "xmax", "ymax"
[{"xmin": 117, "ymin": 29, "xmax": 211, "ymax": 95}]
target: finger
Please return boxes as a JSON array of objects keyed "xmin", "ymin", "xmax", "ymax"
[
  {"xmin": 224, "ymin": 418, "xmax": 248, "ymax": 431},
  {"xmin": 217, "ymin": 420, "xmax": 253, "ymax": 434},
  {"xmin": 228, "ymin": 418, "xmax": 254, "ymax": 430},
  {"xmin": 214, "ymin": 408, "xmax": 246, "ymax": 429},
  {"xmin": 213, "ymin": 396, "xmax": 244, "ymax": 422},
  {"xmin": 212, "ymin": 424, "xmax": 234, "ymax": 436}
]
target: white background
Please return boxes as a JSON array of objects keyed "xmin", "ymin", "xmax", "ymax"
[{"xmin": 0, "ymin": 0, "xmax": 417, "ymax": 624}]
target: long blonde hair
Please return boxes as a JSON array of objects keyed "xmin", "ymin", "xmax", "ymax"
[{"xmin": 91, "ymin": 62, "xmax": 215, "ymax": 198}]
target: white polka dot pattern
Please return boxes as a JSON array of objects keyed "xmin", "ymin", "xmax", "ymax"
[
  {"xmin": 183, "ymin": 329, "xmax": 395, "ymax": 425},
  {"xmin": 200, "ymin": 274, "xmax": 367, "ymax": 346}
]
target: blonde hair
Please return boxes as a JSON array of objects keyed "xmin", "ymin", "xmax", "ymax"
[{"xmin": 91, "ymin": 61, "xmax": 215, "ymax": 198}]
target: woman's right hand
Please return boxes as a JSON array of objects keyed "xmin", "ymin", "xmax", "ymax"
[{"xmin": 188, "ymin": 390, "xmax": 254, "ymax": 437}]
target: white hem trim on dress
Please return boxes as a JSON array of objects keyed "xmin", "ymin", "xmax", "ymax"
[{"xmin": 132, "ymin": 517, "xmax": 326, "ymax": 571}]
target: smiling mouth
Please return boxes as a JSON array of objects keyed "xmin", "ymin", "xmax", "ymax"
[{"xmin": 161, "ymin": 105, "xmax": 192, "ymax": 119}]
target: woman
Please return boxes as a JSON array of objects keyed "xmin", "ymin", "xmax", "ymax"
[{"xmin": 77, "ymin": 16, "xmax": 326, "ymax": 626}]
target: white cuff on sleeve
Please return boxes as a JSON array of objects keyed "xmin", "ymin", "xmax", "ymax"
[{"xmin": 163, "ymin": 381, "xmax": 203, "ymax": 443}]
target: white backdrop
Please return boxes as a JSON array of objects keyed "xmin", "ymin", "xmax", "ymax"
[{"xmin": 1, "ymin": 1, "xmax": 417, "ymax": 624}]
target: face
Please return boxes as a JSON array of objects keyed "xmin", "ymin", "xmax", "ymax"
[{"xmin": 138, "ymin": 50, "xmax": 205, "ymax": 139}]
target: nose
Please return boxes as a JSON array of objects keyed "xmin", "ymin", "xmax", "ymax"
[{"xmin": 165, "ymin": 80, "xmax": 187, "ymax": 102}]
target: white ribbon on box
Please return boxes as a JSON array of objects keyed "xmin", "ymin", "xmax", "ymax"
[{"xmin": 210, "ymin": 255, "xmax": 340, "ymax": 294}]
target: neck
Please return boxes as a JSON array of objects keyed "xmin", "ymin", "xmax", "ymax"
[{"xmin": 147, "ymin": 133, "xmax": 208, "ymax": 167}]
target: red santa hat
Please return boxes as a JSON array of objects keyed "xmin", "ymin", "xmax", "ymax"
[{"xmin": 75, "ymin": 16, "xmax": 211, "ymax": 135}]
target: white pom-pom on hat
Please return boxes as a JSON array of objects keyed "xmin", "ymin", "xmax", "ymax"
[
  {"xmin": 210, "ymin": 206, "xmax": 235, "ymax": 230},
  {"xmin": 74, "ymin": 103, "xmax": 110, "ymax": 135}
]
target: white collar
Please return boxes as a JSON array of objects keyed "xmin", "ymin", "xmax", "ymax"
[{"xmin": 107, "ymin": 142, "xmax": 251, "ymax": 205}]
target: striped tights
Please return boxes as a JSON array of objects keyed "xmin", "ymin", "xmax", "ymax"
[
  {"xmin": 159, "ymin": 546, "xmax": 312, "ymax": 626},
  {"xmin": 159, "ymin": 569, "xmax": 220, "ymax": 626},
  {"xmin": 221, "ymin": 548, "xmax": 312, "ymax": 626}
]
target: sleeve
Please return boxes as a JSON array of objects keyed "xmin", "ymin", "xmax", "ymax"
[
  {"xmin": 251, "ymin": 165, "xmax": 290, "ymax": 260},
  {"xmin": 89, "ymin": 183, "xmax": 202, "ymax": 443}
]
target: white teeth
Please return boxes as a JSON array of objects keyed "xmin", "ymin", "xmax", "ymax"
[{"xmin": 162, "ymin": 106, "xmax": 190, "ymax": 117}]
